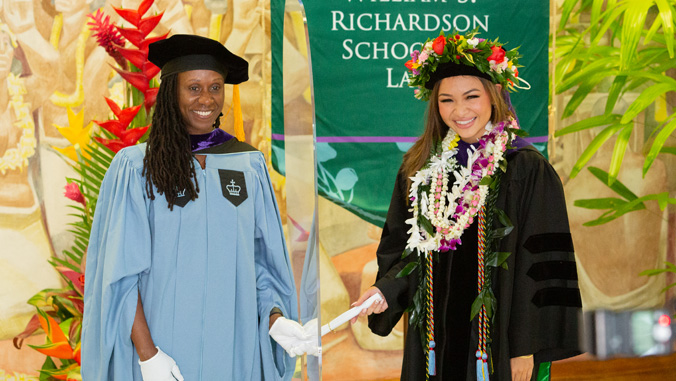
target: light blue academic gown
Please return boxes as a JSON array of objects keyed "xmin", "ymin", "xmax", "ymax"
[{"xmin": 82, "ymin": 140, "xmax": 297, "ymax": 380}]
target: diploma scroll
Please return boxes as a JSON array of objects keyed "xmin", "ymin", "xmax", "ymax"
[{"xmin": 320, "ymin": 293, "xmax": 383, "ymax": 336}]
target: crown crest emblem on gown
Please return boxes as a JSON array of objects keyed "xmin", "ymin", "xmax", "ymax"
[{"xmin": 226, "ymin": 180, "xmax": 241, "ymax": 196}]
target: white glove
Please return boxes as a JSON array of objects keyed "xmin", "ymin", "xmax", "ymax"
[
  {"xmin": 138, "ymin": 346, "xmax": 184, "ymax": 381},
  {"xmin": 301, "ymin": 318, "xmax": 319, "ymax": 357},
  {"xmin": 269, "ymin": 316, "xmax": 316, "ymax": 357}
]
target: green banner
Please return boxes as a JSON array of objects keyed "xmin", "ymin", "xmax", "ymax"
[
  {"xmin": 270, "ymin": 0, "xmax": 285, "ymax": 175},
  {"xmin": 294, "ymin": 0, "xmax": 549, "ymax": 226}
]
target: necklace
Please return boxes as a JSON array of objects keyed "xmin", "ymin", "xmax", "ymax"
[{"xmin": 406, "ymin": 118, "xmax": 518, "ymax": 255}]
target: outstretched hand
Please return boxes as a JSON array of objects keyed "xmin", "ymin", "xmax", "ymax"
[
  {"xmin": 269, "ymin": 316, "xmax": 317, "ymax": 357},
  {"xmin": 350, "ymin": 287, "xmax": 388, "ymax": 324}
]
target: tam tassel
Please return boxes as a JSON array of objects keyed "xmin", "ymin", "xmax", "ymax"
[
  {"xmin": 428, "ymin": 341, "xmax": 436, "ymax": 376},
  {"xmin": 233, "ymin": 84, "xmax": 245, "ymax": 142}
]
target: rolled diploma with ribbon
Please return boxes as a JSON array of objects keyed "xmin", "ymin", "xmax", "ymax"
[{"xmin": 321, "ymin": 293, "xmax": 383, "ymax": 336}]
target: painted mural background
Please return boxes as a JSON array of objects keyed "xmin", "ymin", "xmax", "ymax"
[{"xmin": 0, "ymin": 0, "xmax": 674, "ymax": 380}]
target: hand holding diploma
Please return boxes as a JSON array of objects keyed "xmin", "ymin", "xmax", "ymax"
[
  {"xmin": 347, "ymin": 287, "xmax": 388, "ymax": 325},
  {"xmin": 321, "ymin": 291, "xmax": 384, "ymax": 336}
]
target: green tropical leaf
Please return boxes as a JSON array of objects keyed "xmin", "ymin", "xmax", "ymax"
[
  {"xmin": 620, "ymin": 1, "xmax": 652, "ymax": 70},
  {"xmin": 590, "ymin": 0, "xmax": 605, "ymax": 37},
  {"xmin": 660, "ymin": 146, "xmax": 676, "ymax": 155},
  {"xmin": 492, "ymin": 226, "xmax": 514, "ymax": 239},
  {"xmin": 605, "ymin": 76, "xmax": 627, "ymax": 114},
  {"xmin": 655, "ymin": 0, "xmax": 675, "ymax": 57},
  {"xmin": 556, "ymin": 57, "xmax": 616, "ymax": 93},
  {"xmin": 486, "ymin": 251, "xmax": 511, "ymax": 269},
  {"xmin": 479, "ymin": 176, "xmax": 494, "ymax": 186},
  {"xmin": 590, "ymin": 4, "xmax": 630, "ymax": 47},
  {"xmin": 401, "ymin": 247, "xmax": 413, "ymax": 259},
  {"xmin": 587, "ymin": 167, "xmax": 642, "ymax": 201},
  {"xmin": 555, "ymin": 114, "xmax": 621, "ymax": 137},
  {"xmin": 562, "ymin": 76, "xmax": 606, "ymax": 118},
  {"xmin": 644, "ymin": 117, "xmax": 676, "ymax": 176},
  {"xmin": 470, "ymin": 291, "xmax": 484, "ymax": 321},
  {"xmin": 660, "ymin": 282, "xmax": 676, "ymax": 294},
  {"xmin": 574, "ymin": 197, "xmax": 628, "ymax": 209},
  {"xmin": 583, "ymin": 192, "xmax": 675, "ymax": 226},
  {"xmin": 559, "ymin": 0, "xmax": 580, "ymax": 30},
  {"xmin": 569, "ymin": 124, "xmax": 627, "ymax": 178},
  {"xmin": 39, "ymin": 356, "xmax": 58, "ymax": 381},
  {"xmin": 59, "ymin": 251, "xmax": 82, "ymax": 268},
  {"xmin": 607, "ymin": 123, "xmax": 633, "ymax": 185},
  {"xmin": 507, "ymin": 128, "xmax": 529, "ymax": 137},
  {"xmin": 645, "ymin": 9, "xmax": 663, "ymax": 46},
  {"xmin": 484, "ymin": 288, "xmax": 497, "ymax": 318},
  {"xmin": 621, "ymin": 82, "xmax": 676, "ymax": 124},
  {"xmin": 495, "ymin": 208, "xmax": 513, "ymax": 228},
  {"xmin": 396, "ymin": 262, "xmax": 419, "ymax": 278},
  {"xmin": 418, "ymin": 215, "xmax": 435, "ymax": 236}
]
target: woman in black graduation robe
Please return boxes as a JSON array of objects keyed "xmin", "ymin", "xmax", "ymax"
[
  {"xmin": 353, "ymin": 30, "xmax": 583, "ymax": 381},
  {"xmin": 368, "ymin": 139, "xmax": 582, "ymax": 380}
]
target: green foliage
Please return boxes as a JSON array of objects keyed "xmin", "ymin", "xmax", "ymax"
[
  {"xmin": 555, "ymin": 0, "xmax": 676, "ymax": 214},
  {"xmin": 640, "ymin": 262, "xmax": 676, "ymax": 293}
]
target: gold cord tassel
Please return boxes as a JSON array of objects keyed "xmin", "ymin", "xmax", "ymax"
[{"xmin": 233, "ymin": 85, "xmax": 245, "ymax": 142}]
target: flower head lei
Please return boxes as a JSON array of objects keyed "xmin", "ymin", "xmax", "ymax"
[{"xmin": 405, "ymin": 29, "xmax": 524, "ymax": 101}]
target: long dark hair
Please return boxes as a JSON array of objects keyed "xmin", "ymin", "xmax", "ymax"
[
  {"xmin": 142, "ymin": 73, "xmax": 199, "ymax": 209},
  {"xmin": 401, "ymin": 77, "xmax": 513, "ymax": 193}
]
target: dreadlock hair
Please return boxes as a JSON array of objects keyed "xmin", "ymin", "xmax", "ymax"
[{"xmin": 142, "ymin": 73, "xmax": 200, "ymax": 210}]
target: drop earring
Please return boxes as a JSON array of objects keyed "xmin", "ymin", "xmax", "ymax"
[{"xmin": 212, "ymin": 112, "xmax": 224, "ymax": 130}]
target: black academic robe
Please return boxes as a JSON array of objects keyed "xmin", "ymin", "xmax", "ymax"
[{"xmin": 369, "ymin": 145, "xmax": 582, "ymax": 381}]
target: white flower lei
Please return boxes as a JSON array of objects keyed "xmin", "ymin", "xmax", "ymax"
[
  {"xmin": 406, "ymin": 119, "xmax": 518, "ymax": 256},
  {"xmin": 0, "ymin": 73, "xmax": 36, "ymax": 175}
]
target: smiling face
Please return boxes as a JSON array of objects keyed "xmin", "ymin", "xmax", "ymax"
[
  {"xmin": 437, "ymin": 75, "xmax": 497, "ymax": 143},
  {"xmin": 177, "ymin": 69, "xmax": 225, "ymax": 134}
]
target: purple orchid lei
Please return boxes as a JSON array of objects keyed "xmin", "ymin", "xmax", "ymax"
[{"xmin": 405, "ymin": 118, "xmax": 519, "ymax": 256}]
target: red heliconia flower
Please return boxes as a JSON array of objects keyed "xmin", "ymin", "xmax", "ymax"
[
  {"xmin": 114, "ymin": 0, "xmax": 154, "ymax": 27},
  {"xmin": 73, "ymin": 342, "xmax": 81, "ymax": 366},
  {"xmin": 95, "ymin": 98, "xmax": 142, "ymax": 137},
  {"xmin": 95, "ymin": 125, "xmax": 149, "ymax": 153},
  {"xmin": 64, "ymin": 183, "xmax": 86, "ymax": 207},
  {"xmin": 405, "ymin": 60, "xmax": 414, "ymax": 70},
  {"xmin": 115, "ymin": 68, "xmax": 151, "ymax": 95},
  {"xmin": 113, "ymin": 68, "xmax": 161, "ymax": 112},
  {"xmin": 94, "ymin": 138, "xmax": 128, "ymax": 153},
  {"xmin": 87, "ymin": 9, "xmax": 127, "ymax": 70},
  {"xmin": 144, "ymin": 87, "xmax": 159, "ymax": 110},
  {"xmin": 114, "ymin": 45, "xmax": 161, "ymax": 81},
  {"xmin": 115, "ymin": 14, "xmax": 164, "ymax": 48},
  {"xmin": 56, "ymin": 266, "xmax": 85, "ymax": 295}
]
